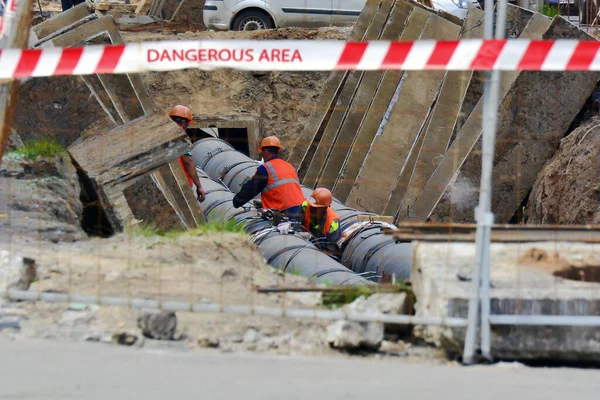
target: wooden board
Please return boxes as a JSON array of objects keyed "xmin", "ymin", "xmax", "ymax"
[
  {"xmin": 346, "ymin": 14, "xmax": 461, "ymax": 214},
  {"xmin": 383, "ymin": 8, "xmax": 485, "ymax": 220},
  {"xmin": 286, "ymin": 0, "xmax": 381, "ymax": 172},
  {"xmin": 314, "ymin": 0, "xmax": 414, "ymax": 191},
  {"xmin": 331, "ymin": 7, "xmax": 430, "ymax": 202},
  {"xmin": 302, "ymin": 0, "xmax": 396, "ymax": 188},
  {"xmin": 411, "ymin": 13, "xmax": 554, "ymax": 222}
]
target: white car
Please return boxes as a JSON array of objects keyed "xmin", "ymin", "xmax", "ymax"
[{"xmin": 203, "ymin": 0, "xmax": 481, "ymax": 31}]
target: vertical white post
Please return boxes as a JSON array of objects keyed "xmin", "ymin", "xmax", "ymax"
[{"xmin": 462, "ymin": 0, "xmax": 507, "ymax": 365}]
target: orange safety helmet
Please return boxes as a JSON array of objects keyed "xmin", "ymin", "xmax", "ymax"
[
  {"xmin": 308, "ymin": 188, "xmax": 333, "ymax": 208},
  {"xmin": 258, "ymin": 136, "xmax": 283, "ymax": 153},
  {"xmin": 169, "ymin": 105, "xmax": 195, "ymax": 125}
]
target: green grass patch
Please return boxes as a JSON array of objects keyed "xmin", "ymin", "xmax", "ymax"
[
  {"xmin": 321, "ymin": 282, "xmax": 414, "ymax": 309},
  {"xmin": 541, "ymin": 4, "xmax": 559, "ymax": 18},
  {"xmin": 129, "ymin": 218, "xmax": 246, "ymax": 240},
  {"xmin": 199, "ymin": 217, "xmax": 246, "ymax": 234},
  {"xmin": 12, "ymin": 138, "xmax": 66, "ymax": 161}
]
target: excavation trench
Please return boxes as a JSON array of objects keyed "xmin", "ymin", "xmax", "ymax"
[{"xmin": 192, "ymin": 137, "xmax": 412, "ymax": 282}]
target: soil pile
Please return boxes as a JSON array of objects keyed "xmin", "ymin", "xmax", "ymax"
[{"xmin": 527, "ymin": 117, "xmax": 600, "ymax": 225}]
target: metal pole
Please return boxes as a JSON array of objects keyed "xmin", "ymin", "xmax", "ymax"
[
  {"xmin": 462, "ymin": 0, "xmax": 507, "ymax": 365},
  {"xmin": 479, "ymin": 0, "xmax": 507, "ymax": 362},
  {"xmin": 0, "ymin": 0, "xmax": 34, "ymax": 163}
]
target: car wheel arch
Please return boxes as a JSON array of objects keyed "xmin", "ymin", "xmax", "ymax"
[{"xmin": 230, "ymin": 7, "xmax": 277, "ymax": 30}]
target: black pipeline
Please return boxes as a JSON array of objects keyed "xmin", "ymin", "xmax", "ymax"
[
  {"xmin": 192, "ymin": 138, "xmax": 412, "ymax": 282},
  {"xmin": 195, "ymin": 169, "xmax": 373, "ymax": 285}
]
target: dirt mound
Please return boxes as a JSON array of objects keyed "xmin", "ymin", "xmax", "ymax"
[
  {"xmin": 527, "ymin": 117, "xmax": 600, "ymax": 224},
  {"xmin": 122, "ymin": 26, "xmax": 351, "ymax": 42},
  {"xmin": 0, "ymin": 153, "xmax": 87, "ymax": 242}
]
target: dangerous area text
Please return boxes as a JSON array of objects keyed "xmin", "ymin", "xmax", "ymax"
[{"xmin": 147, "ymin": 48, "xmax": 304, "ymax": 63}]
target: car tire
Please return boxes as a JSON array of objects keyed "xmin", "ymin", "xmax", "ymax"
[{"xmin": 232, "ymin": 9, "xmax": 274, "ymax": 31}]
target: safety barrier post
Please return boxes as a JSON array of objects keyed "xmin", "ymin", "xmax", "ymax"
[
  {"xmin": 462, "ymin": 0, "xmax": 508, "ymax": 364},
  {"xmin": 0, "ymin": 0, "xmax": 34, "ymax": 162}
]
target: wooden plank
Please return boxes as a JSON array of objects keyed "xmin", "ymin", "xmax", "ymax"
[
  {"xmin": 136, "ymin": 0, "xmax": 153, "ymax": 14},
  {"xmin": 384, "ymin": 8, "xmax": 485, "ymax": 220},
  {"xmin": 32, "ymin": 2, "xmax": 93, "ymax": 40},
  {"xmin": 331, "ymin": 7, "xmax": 430, "ymax": 202},
  {"xmin": 68, "ymin": 114, "xmax": 189, "ymax": 231},
  {"xmin": 315, "ymin": 0, "xmax": 413, "ymax": 191},
  {"xmin": 0, "ymin": 0, "xmax": 33, "ymax": 162},
  {"xmin": 430, "ymin": 18, "xmax": 600, "ymax": 223},
  {"xmin": 302, "ymin": 0, "xmax": 396, "ymax": 188},
  {"xmin": 411, "ymin": 13, "xmax": 553, "ymax": 222},
  {"xmin": 346, "ymin": 14, "xmax": 461, "ymax": 214},
  {"xmin": 286, "ymin": 0, "xmax": 381, "ymax": 172}
]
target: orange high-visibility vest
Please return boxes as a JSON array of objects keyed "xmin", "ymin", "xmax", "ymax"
[
  {"xmin": 302, "ymin": 201, "xmax": 340, "ymax": 236},
  {"xmin": 178, "ymin": 157, "xmax": 194, "ymax": 187},
  {"xmin": 261, "ymin": 158, "xmax": 304, "ymax": 210}
]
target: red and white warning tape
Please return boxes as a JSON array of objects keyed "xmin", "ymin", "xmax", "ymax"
[{"xmin": 2, "ymin": 39, "xmax": 600, "ymax": 78}]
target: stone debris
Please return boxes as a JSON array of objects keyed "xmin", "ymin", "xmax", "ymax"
[
  {"xmin": 137, "ymin": 311, "xmax": 178, "ymax": 340},
  {"xmin": 0, "ymin": 251, "xmax": 37, "ymax": 292},
  {"xmin": 112, "ymin": 332, "xmax": 139, "ymax": 346},
  {"xmin": 326, "ymin": 320, "xmax": 384, "ymax": 351}
]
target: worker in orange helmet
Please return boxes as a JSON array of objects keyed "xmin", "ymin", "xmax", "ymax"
[
  {"xmin": 232, "ymin": 135, "xmax": 304, "ymax": 218},
  {"xmin": 169, "ymin": 105, "xmax": 206, "ymax": 203},
  {"xmin": 299, "ymin": 188, "xmax": 341, "ymax": 255}
]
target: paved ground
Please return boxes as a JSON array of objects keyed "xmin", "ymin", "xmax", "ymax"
[{"xmin": 0, "ymin": 339, "xmax": 598, "ymax": 400}]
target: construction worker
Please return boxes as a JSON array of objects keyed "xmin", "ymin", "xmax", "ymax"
[
  {"xmin": 232, "ymin": 136, "xmax": 304, "ymax": 218},
  {"xmin": 169, "ymin": 105, "xmax": 206, "ymax": 203},
  {"xmin": 299, "ymin": 188, "xmax": 341, "ymax": 255}
]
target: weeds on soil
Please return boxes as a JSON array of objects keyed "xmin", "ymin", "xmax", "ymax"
[
  {"xmin": 129, "ymin": 218, "xmax": 246, "ymax": 240},
  {"xmin": 11, "ymin": 138, "xmax": 66, "ymax": 160},
  {"xmin": 541, "ymin": 4, "xmax": 559, "ymax": 18}
]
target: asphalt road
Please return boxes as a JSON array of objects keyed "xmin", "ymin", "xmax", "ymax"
[{"xmin": 0, "ymin": 339, "xmax": 598, "ymax": 400}]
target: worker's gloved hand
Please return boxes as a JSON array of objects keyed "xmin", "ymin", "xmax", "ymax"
[{"xmin": 196, "ymin": 187, "xmax": 206, "ymax": 203}]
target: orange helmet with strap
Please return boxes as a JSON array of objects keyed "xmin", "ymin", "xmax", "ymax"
[
  {"xmin": 308, "ymin": 188, "xmax": 333, "ymax": 208},
  {"xmin": 169, "ymin": 105, "xmax": 195, "ymax": 125},
  {"xmin": 258, "ymin": 136, "xmax": 283, "ymax": 153}
]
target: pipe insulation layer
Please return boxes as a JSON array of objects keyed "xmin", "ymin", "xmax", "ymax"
[
  {"xmin": 195, "ymin": 169, "xmax": 373, "ymax": 285},
  {"xmin": 192, "ymin": 138, "xmax": 412, "ymax": 281}
]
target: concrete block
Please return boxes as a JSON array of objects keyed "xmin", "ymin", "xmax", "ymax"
[
  {"xmin": 412, "ymin": 241, "xmax": 600, "ymax": 362},
  {"xmin": 315, "ymin": 0, "xmax": 414, "ymax": 191},
  {"xmin": 346, "ymin": 14, "xmax": 461, "ymax": 214},
  {"xmin": 411, "ymin": 12, "xmax": 552, "ymax": 222},
  {"xmin": 333, "ymin": 7, "xmax": 431, "ymax": 202},
  {"xmin": 32, "ymin": 2, "xmax": 94, "ymax": 41},
  {"xmin": 428, "ymin": 17, "xmax": 598, "ymax": 223},
  {"xmin": 68, "ymin": 114, "xmax": 189, "ymax": 231},
  {"xmin": 385, "ymin": 8, "xmax": 485, "ymax": 220},
  {"xmin": 302, "ymin": 0, "xmax": 396, "ymax": 188},
  {"xmin": 287, "ymin": 0, "xmax": 381, "ymax": 172}
]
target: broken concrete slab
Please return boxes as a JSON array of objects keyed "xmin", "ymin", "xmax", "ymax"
[
  {"xmin": 123, "ymin": 173, "xmax": 186, "ymax": 232},
  {"xmin": 315, "ymin": 0, "xmax": 414, "ymax": 191},
  {"xmin": 301, "ymin": 0, "xmax": 397, "ymax": 188},
  {"xmin": 384, "ymin": 8, "xmax": 486, "ymax": 220},
  {"xmin": 287, "ymin": 0, "xmax": 382, "ymax": 173},
  {"xmin": 346, "ymin": 14, "xmax": 461, "ymax": 214},
  {"xmin": 411, "ymin": 12, "xmax": 553, "ymax": 222},
  {"xmin": 332, "ymin": 7, "xmax": 431, "ymax": 202},
  {"xmin": 31, "ymin": 2, "xmax": 95, "ymax": 43},
  {"xmin": 68, "ymin": 114, "xmax": 189, "ymax": 232},
  {"xmin": 427, "ymin": 17, "xmax": 599, "ymax": 223},
  {"xmin": 412, "ymin": 241, "xmax": 600, "ymax": 362}
]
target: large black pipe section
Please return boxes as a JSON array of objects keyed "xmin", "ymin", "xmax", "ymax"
[
  {"xmin": 192, "ymin": 138, "xmax": 412, "ymax": 281},
  {"xmin": 195, "ymin": 169, "xmax": 373, "ymax": 285}
]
